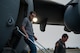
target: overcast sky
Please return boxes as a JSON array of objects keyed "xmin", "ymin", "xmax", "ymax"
[
  {"xmin": 33, "ymin": 24, "xmax": 80, "ymax": 49},
  {"xmin": 49, "ymin": 0, "xmax": 71, "ymax": 5},
  {"xmin": 31, "ymin": 0, "xmax": 80, "ymax": 50}
]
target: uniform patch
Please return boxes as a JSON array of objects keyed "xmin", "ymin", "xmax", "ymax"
[{"xmin": 55, "ymin": 43, "xmax": 59, "ymax": 47}]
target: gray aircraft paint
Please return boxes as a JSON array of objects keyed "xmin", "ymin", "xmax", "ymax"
[{"xmin": 0, "ymin": 0, "xmax": 20, "ymax": 51}]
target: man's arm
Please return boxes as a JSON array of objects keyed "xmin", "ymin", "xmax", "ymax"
[
  {"xmin": 21, "ymin": 26, "xmax": 29, "ymax": 39},
  {"xmin": 33, "ymin": 35, "xmax": 37, "ymax": 40},
  {"xmin": 54, "ymin": 42, "xmax": 60, "ymax": 53}
]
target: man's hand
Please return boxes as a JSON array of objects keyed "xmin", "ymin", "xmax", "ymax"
[
  {"xmin": 25, "ymin": 34, "xmax": 29, "ymax": 39},
  {"xmin": 22, "ymin": 26, "xmax": 29, "ymax": 39},
  {"xmin": 34, "ymin": 35, "xmax": 37, "ymax": 40}
]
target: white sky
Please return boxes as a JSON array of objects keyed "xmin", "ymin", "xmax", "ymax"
[
  {"xmin": 49, "ymin": 0, "xmax": 71, "ymax": 5},
  {"xmin": 33, "ymin": 24, "xmax": 80, "ymax": 49}
]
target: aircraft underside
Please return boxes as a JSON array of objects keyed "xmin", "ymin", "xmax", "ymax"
[{"xmin": 0, "ymin": 0, "xmax": 80, "ymax": 53}]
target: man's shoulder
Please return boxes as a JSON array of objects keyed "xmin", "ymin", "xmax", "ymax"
[
  {"xmin": 55, "ymin": 42, "xmax": 59, "ymax": 47},
  {"xmin": 55, "ymin": 40, "xmax": 61, "ymax": 47},
  {"xmin": 23, "ymin": 17, "xmax": 29, "ymax": 20},
  {"xmin": 24, "ymin": 17, "xmax": 28, "ymax": 19}
]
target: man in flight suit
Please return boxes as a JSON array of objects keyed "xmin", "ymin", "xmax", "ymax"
[{"xmin": 54, "ymin": 33, "xmax": 69, "ymax": 53}]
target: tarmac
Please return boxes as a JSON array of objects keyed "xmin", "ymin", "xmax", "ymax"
[{"xmin": 37, "ymin": 48, "xmax": 80, "ymax": 53}]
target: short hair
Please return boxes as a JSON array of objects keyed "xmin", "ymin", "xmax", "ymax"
[
  {"xmin": 62, "ymin": 33, "xmax": 68, "ymax": 38},
  {"xmin": 30, "ymin": 11, "xmax": 36, "ymax": 15}
]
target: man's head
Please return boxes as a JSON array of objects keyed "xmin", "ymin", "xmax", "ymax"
[
  {"xmin": 29, "ymin": 11, "xmax": 36, "ymax": 21},
  {"xmin": 61, "ymin": 33, "xmax": 68, "ymax": 42}
]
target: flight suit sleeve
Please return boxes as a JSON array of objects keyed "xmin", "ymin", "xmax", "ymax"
[{"xmin": 54, "ymin": 42, "xmax": 60, "ymax": 53}]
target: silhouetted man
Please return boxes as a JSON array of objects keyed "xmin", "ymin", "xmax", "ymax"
[{"xmin": 54, "ymin": 33, "xmax": 69, "ymax": 53}]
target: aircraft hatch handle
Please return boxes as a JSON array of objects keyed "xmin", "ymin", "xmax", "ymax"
[{"xmin": 16, "ymin": 26, "xmax": 46, "ymax": 53}]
